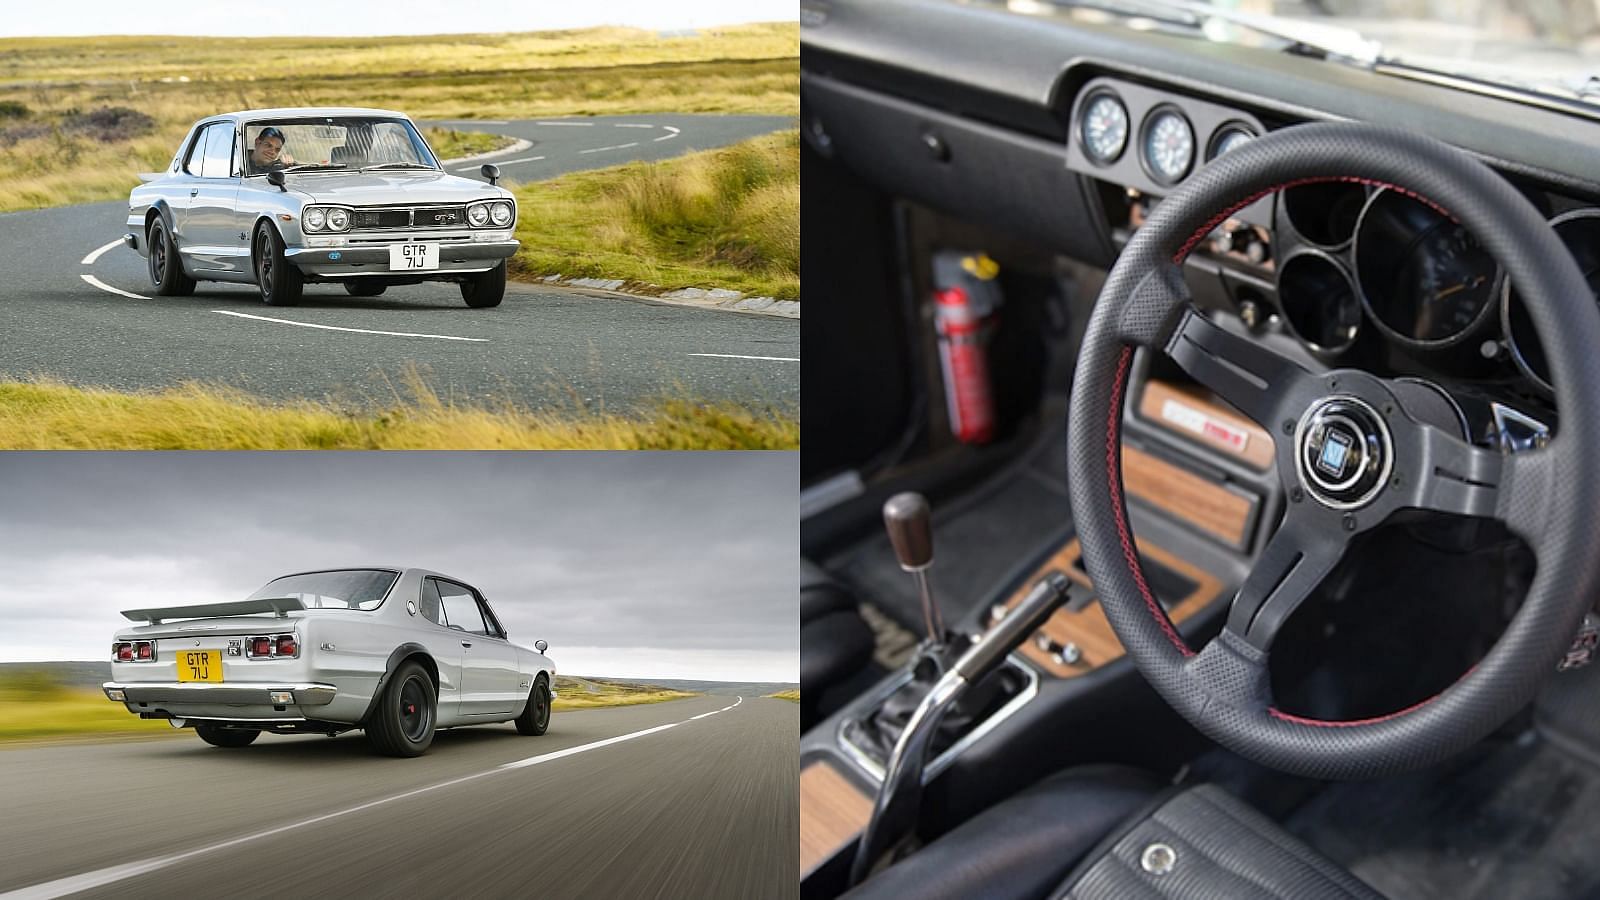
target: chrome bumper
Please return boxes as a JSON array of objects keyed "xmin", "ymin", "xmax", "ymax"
[
  {"xmin": 103, "ymin": 682, "xmax": 337, "ymax": 706},
  {"xmin": 284, "ymin": 239, "xmax": 518, "ymax": 276}
]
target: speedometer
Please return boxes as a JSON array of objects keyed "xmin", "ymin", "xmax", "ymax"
[
  {"xmin": 1080, "ymin": 91, "xmax": 1128, "ymax": 165},
  {"xmin": 1355, "ymin": 188, "xmax": 1500, "ymax": 347},
  {"xmin": 1141, "ymin": 107, "xmax": 1195, "ymax": 186}
]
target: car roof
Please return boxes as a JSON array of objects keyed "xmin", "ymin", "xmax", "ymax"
[{"xmin": 212, "ymin": 107, "xmax": 414, "ymax": 122}]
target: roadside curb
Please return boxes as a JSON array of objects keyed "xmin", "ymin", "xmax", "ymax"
[{"xmin": 531, "ymin": 274, "xmax": 799, "ymax": 318}]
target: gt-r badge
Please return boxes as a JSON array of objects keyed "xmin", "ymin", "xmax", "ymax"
[{"xmin": 227, "ymin": 639, "xmax": 242, "ymax": 656}]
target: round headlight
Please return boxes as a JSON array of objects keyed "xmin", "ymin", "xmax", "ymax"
[
  {"xmin": 467, "ymin": 204, "xmax": 490, "ymax": 227},
  {"xmin": 326, "ymin": 208, "xmax": 350, "ymax": 232},
  {"xmin": 304, "ymin": 207, "xmax": 326, "ymax": 231},
  {"xmin": 490, "ymin": 201, "xmax": 513, "ymax": 226}
]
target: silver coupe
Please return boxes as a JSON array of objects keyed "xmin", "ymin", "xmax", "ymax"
[
  {"xmin": 103, "ymin": 567, "xmax": 557, "ymax": 757},
  {"xmin": 124, "ymin": 107, "xmax": 520, "ymax": 308}
]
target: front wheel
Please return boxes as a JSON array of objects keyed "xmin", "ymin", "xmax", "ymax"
[
  {"xmin": 195, "ymin": 725, "xmax": 259, "ymax": 748},
  {"xmin": 515, "ymin": 677, "xmax": 551, "ymax": 735},
  {"xmin": 365, "ymin": 660, "xmax": 436, "ymax": 757},
  {"xmin": 147, "ymin": 218, "xmax": 196, "ymax": 297},
  {"xmin": 460, "ymin": 261, "xmax": 506, "ymax": 308},
  {"xmin": 253, "ymin": 222, "xmax": 303, "ymax": 307}
]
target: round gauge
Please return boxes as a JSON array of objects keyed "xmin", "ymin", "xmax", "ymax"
[
  {"xmin": 1079, "ymin": 91, "xmax": 1128, "ymax": 165},
  {"xmin": 1207, "ymin": 123, "xmax": 1256, "ymax": 161},
  {"xmin": 1354, "ymin": 188, "xmax": 1500, "ymax": 347},
  {"xmin": 1140, "ymin": 107, "xmax": 1195, "ymax": 186},
  {"xmin": 1502, "ymin": 208, "xmax": 1600, "ymax": 393}
]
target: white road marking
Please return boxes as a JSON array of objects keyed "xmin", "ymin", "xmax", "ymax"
[
  {"xmin": 613, "ymin": 123, "xmax": 655, "ymax": 129},
  {"xmin": 494, "ymin": 155, "xmax": 546, "ymax": 165},
  {"xmin": 535, "ymin": 120, "xmax": 595, "ymax": 127},
  {"xmin": 578, "ymin": 142, "xmax": 640, "ymax": 155},
  {"xmin": 654, "ymin": 126, "xmax": 682, "ymax": 142},
  {"xmin": 212, "ymin": 310, "xmax": 489, "ymax": 342},
  {"xmin": 80, "ymin": 274, "xmax": 148, "ymax": 300},
  {"xmin": 80, "ymin": 239, "xmax": 123, "ymax": 266},
  {"xmin": 688, "ymin": 353, "xmax": 799, "ymax": 362},
  {"xmin": 1, "ymin": 697, "xmax": 737, "ymax": 900},
  {"xmin": 690, "ymin": 695, "xmax": 742, "ymax": 720},
  {"xmin": 433, "ymin": 119, "xmax": 509, "ymax": 125}
]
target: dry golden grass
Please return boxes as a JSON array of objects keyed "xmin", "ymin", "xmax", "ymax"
[
  {"xmin": 0, "ymin": 376, "xmax": 799, "ymax": 450},
  {"xmin": 552, "ymin": 676, "xmax": 698, "ymax": 711},
  {"xmin": 420, "ymin": 127, "xmax": 517, "ymax": 160},
  {"xmin": 0, "ymin": 688, "xmax": 178, "ymax": 743},
  {"xmin": 766, "ymin": 689, "xmax": 800, "ymax": 702},
  {"xmin": 512, "ymin": 130, "xmax": 800, "ymax": 299}
]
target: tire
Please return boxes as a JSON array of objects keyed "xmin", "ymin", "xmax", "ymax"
[
  {"xmin": 344, "ymin": 280, "xmax": 386, "ymax": 297},
  {"xmin": 147, "ymin": 217, "xmax": 196, "ymax": 296},
  {"xmin": 195, "ymin": 725, "xmax": 259, "ymax": 748},
  {"xmin": 514, "ymin": 676, "xmax": 551, "ymax": 736},
  {"xmin": 460, "ymin": 261, "xmax": 506, "ymax": 308},
  {"xmin": 365, "ymin": 660, "xmax": 436, "ymax": 757},
  {"xmin": 253, "ymin": 221, "xmax": 304, "ymax": 307}
]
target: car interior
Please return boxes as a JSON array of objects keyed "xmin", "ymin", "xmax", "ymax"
[{"xmin": 798, "ymin": 2, "xmax": 1600, "ymax": 898}]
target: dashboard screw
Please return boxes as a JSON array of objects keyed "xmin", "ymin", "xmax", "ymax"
[
  {"xmin": 1282, "ymin": 420, "xmax": 1295, "ymax": 435},
  {"xmin": 1383, "ymin": 404, "xmax": 1394, "ymax": 416},
  {"xmin": 1342, "ymin": 513, "xmax": 1357, "ymax": 531},
  {"xmin": 1290, "ymin": 486, "xmax": 1303, "ymax": 503}
]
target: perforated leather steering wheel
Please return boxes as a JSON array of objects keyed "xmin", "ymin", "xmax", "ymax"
[{"xmin": 1066, "ymin": 122, "xmax": 1600, "ymax": 780}]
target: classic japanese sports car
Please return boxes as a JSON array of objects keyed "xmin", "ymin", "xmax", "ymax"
[
  {"xmin": 103, "ymin": 567, "xmax": 556, "ymax": 757},
  {"xmin": 123, "ymin": 107, "xmax": 519, "ymax": 308},
  {"xmin": 801, "ymin": 1, "xmax": 1600, "ymax": 898}
]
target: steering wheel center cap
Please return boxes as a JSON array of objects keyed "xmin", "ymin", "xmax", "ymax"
[{"xmin": 1294, "ymin": 396, "xmax": 1392, "ymax": 510}]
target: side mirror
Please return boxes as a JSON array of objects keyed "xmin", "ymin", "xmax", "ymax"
[
  {"xmin": 535, "ymin": 639, "xmax": 549, "ymax": 654},
  {"xmin": 266, "ymin": 170, "xmax": 286, "ymax": 191},
  {"xmin": 481, "ymin": 163, "xmax": 500, "ymax": 186}
]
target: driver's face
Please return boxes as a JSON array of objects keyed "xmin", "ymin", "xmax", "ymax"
[{"xmin": 253, "ymin": 137, "xmax": 283, "ymax": 163}]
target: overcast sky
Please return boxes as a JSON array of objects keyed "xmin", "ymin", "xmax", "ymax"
[
  {"xmin": 0, "ymin": 1, "xmax": 794, "ymax": 37},
  {"xmin": 0, "ymin": 452, "xmax": 797, "ymax": 682}
]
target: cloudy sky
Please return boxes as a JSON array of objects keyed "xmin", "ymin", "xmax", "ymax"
[
  {"xmin": 0, "ymin": 452, "xmax": 797, "ymax": 682},
  {"xmin": 0, "ymin": 1, "xmax": 793, "ymax": 37}
]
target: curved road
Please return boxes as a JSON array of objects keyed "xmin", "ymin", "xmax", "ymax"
[
  {"xmin": 0, "ymin": 694, "xmax": 799, "ymax": 899},
  {"xmin": 0, "ymin": 115, "xmax": 798, "ymax": 411}
]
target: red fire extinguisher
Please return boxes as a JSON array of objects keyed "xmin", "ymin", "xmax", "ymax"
[{"xmin": 932, "ymin": 251, "xmax": 1002, "ymax": 444}]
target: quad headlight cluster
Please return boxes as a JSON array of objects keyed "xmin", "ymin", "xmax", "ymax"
[
  {"xmin": 302, "ymin": 205, "xmax": 352, "ymax": 233},
  {"xmin": 467, "ymin": 199, "xmax": 515, "ymax": 228}
]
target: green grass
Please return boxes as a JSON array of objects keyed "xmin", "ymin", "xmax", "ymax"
[
  {"xmin": 0, "ymin": 377, "xmax": 798, "ymax": 450},
  {"xmin": 0, "ymin": 686, "xmax": 177, "ymax": 743},
  {"xmin": 421, "ymin": 127, "xmax": 518, "ymax": 160},
  {"xmin": 552, "ymin": 676, "xmax": 698, "ymax": 711},
  {"xmin": 512, "ymin": 130, "xmax": 799, "ymax": 300},
  {"xmin": 766, "ymin": 689, "xmax": 800, "ymax": 702}
]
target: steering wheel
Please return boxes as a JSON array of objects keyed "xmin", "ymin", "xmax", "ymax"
[{"xmin": 1066, "ymin": 122, "xmax": 1600, "ymax": 780}]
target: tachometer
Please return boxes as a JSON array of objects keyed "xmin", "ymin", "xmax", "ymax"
[
  {"xmin": 1354, "ymin": 188, "xmax": 1500, "ymax": 347},
  {"xmin": 1503, "ymin": 208, "xmax": 1600, "ymax": 393},
  {"xmin": 1141, "ymin": 107, "xmax": 1195, "ymax": 186},
  {"xmin": 1080, "ymin": 91, "xmax": 1128, "ymax": 165}
]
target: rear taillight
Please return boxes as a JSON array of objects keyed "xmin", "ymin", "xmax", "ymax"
[
  {"xmin": 246, "ymin": 634, "xmax": 299, "ymax": 659},
  {"xmin": 135, "ymin": 641, "xmax": 153, "ymax": 661},
  {"xmin": 114, "ymin": 642, "xmax": 132, "ymax": 662}
]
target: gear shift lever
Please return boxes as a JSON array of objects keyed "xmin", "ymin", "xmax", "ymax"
[{"xmin": 883, "ymin": 492, "xmax": 946, "ymax": 644}]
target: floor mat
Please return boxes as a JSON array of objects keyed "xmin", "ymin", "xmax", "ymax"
[{"xmin": 1286, "ymin": 730, "xmax": 1600, "ymax": 900}]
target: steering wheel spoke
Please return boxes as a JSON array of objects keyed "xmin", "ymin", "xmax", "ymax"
[
  {"xmin": 1225, "ymin": 505, "xmax": 1349, "ymax": 651},
  {"xmin": 1401, "ymin": 425, "xmax": 1505, "ymax": 521},
  {"xmin": 1165, "ymin": 305, "xmax": 1316, "ymax": 429}
]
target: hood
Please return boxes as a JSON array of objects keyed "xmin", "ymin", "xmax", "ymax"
[{"xmin": 288, "ymin": 170, "xmax": 506, "ymax": 206}]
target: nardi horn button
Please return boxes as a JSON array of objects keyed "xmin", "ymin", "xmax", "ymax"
[{"xmin": 1295, "ymin": 396, "xmax": 1392, "ymax": 510}]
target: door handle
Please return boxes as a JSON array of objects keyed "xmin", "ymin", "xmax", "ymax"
[
  {"xmin": 461, "ymin": 640, "xmax": 473, "ymax": 648},
  {"xmin": 189, "ymin": 189, "xmax": 199, "ymax": 197}
]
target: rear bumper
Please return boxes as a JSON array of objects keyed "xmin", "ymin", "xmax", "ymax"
[
  {"xmin": 285, "ymin": 239, "xmax": 518, "ymax": 278},
  {"xmin": 103, "ymin": 681, "xmax": 337, "ymax": 706}
]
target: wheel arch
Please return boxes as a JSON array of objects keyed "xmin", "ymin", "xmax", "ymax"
[{"xmin": 359, "ymin": 643, "xmax": 438, "ymax": 726}]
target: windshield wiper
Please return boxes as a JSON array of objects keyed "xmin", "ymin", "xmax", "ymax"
[
  {"xmin": 279, "ymin": 163, "xmax": 348, "ymax": 173},
  {"xmin": 360, "ymin": 162, "xmax": 436, "ymax": 172}
]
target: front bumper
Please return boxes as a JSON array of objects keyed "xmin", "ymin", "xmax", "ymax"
[
  {"xmin": 285, "ymin": 238, "xmax": 519, "ymax": 278},
  {"xmin": 103, "ymin": 681, "xmax": 337, "ymax": 706}
]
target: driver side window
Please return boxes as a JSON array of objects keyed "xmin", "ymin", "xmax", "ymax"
[
  {"xmin": 418, "ymin": 578, "xmax": 445, "ymax": 626},
  {"xmin": 434, "ymin": 579, "xmax": 490, "ymax": 636}
]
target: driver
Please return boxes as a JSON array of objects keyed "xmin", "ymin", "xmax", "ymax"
[{"xmin": 249, "ymin": 127, "xmax": 296, "ymax": 171}]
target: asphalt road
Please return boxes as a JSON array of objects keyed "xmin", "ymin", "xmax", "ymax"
[
  {"xmin": 0, "ymin": 694, "xmax": 799, "ymax": 899},
  {"xmin": 0, "ymin": 115, "xmax": 798, "ymax": 411}
]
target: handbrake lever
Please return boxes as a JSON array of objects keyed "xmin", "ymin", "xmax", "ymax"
[{"xmin": 849, "ymin": 571, "xmax": 1072, "ymax": 886}]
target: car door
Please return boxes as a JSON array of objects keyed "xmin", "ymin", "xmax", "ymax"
[
  {"xmin": 435, "ymin": 578, "xmax": 520, "ymax": 716},
  {"xmin": 183, "ymin": 122, "xmax": 244, "ymax": 274},
  {"xmin": 413, "ymin": 577, "xmax": 464, "ymax": 724}
]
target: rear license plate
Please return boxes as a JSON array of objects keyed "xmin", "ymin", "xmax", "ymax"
[
  {"xmin": 175, "ymin": 650, "xmax": 222, "ymax": 683},
  {"xmin": 389, "ymin": 242, "xmax": 439, "ymax": 271}
]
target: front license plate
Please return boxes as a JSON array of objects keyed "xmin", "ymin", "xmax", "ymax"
[
  {"xmin": 389, "ymin": 242, "xmax": 439, "ymax": 271},
  {"xmin": 175, "ymin": 650, "xmax": 222, "ymax": 683}
]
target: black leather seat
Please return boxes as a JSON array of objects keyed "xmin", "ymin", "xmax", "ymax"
[
  {"xmin": 843, "ymin": 767, "xmax": 1383, "ymax": 900},
  {"xmin": 801, "ymin": 561, "xmax": 875, "ymax": 730}
]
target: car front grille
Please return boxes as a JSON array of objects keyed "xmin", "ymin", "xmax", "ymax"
[{"xmin": 349, "ymin": 206, "xmax": 468, "ymax": 230}]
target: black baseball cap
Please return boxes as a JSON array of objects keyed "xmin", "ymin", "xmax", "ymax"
[{"xmin": 257, "ymin": 126, "xmax": 285, "ymax": 142}]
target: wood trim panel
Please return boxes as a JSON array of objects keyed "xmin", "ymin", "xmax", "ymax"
[
  {"xmin": 997, "ymin": 538, "xmax": 1223, "ymax": 679},
  {"xmin": 1122, "ymin": 445, "xmax": 1257, "ymax": 549},
  {"xmin": 1139, "ymin": 379, "xmax": 1276, "ymax": 470},
  {"xmin": 800, "ymin": 760, "xmax": 874, "ymax": 877}
]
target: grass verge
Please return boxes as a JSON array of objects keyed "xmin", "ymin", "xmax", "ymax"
[
  {"xmin": 0, "ymin": 377, "xmax": 798, "ymax": 450},
  {"xmin": 512, "ymin": 130, "xmax": 799, "ymax": 300},
  {"xmin": 421, "ymin": 127, "xmax": 519, "ymax": 160},
  {"xmin": 766, "ymin": 689, "xmax": 800, "ymax": 702},
  {"xmin": 0, "ymin": 689, "xmax": 177, "ymax": 743},
  {"xmin": 552, "ymin": 676, "xmax": 698, "ymax": 711}
]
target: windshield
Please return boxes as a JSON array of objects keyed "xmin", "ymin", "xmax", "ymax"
[
  {"xmin": 245, "ymin": 569, "xmax": 399, "ymax": 610},
  {"xmin": 242, "ymin": 117, "xmax": 437, "ymax": 176}
]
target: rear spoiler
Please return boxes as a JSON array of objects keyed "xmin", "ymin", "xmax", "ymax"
[{"xmin": 121, "ymin": 597, "xmax": 306, "ymax": 625}]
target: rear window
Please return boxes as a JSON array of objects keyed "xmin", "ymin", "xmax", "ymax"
[{"xmin": 246, "ymin": 569, "xmax": 398, "ymax": 610}]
